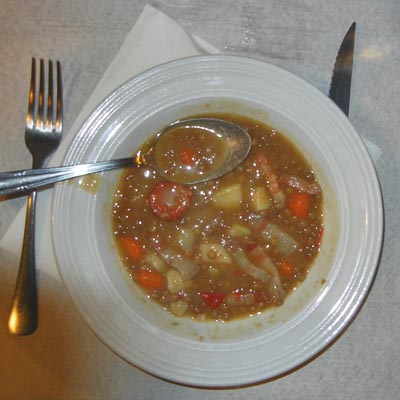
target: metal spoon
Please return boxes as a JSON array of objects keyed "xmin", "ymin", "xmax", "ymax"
[{"xmin": 0, "ymin": 118, "xmax": 251, "ymax": 196}]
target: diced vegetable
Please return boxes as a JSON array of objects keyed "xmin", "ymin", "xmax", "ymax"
[
  {"xmin": 170, "ymin": 300, "xmax": 189, "ymax": 316},
  {"xmin": 228, "ymin": 223, "xmax": 251, "ymax": 237},
  {"xmin": 267, "ymin": 223, "xmax": 298, "ymax": 255},
  {"xmin": 227, "ymin": 242, "xmax": 270, "ymax": 282},
  {"xmin": 248, "ymin": 214, "xmax": 298, "ymax": 255},
  {"xmin": 287, "ymin": 192, "xmax": 311, "ymax": 219},
  {"xmin": 199, "ymin": 292, "xmax": 225, "ymax": 308},
  {"xmin": 227, "ymin": 292, "xmax": 255, "ymax": 306},
  {"xmin": 212, "ymin": 183, "xmax": 242, "ymax": 210},
  {"xmin": 149, "ymin": 181, "xmax": 192, "ymax": 221},
  {"xmin": 143, "ymin": 252, "xmax": 165, "ymax": 272},
  {"xmin": 166, "ymin": 268, "xmax": 185, "ymax": 294},
  {"xmin": 177, "ymin": 228, "xmax": 195, "ymax": 252},
  {"xmin": 200, "ymin": 243, "xmax": 232, "ymax": 264},
  {"xmin": 249, "ymin": 245, "xmax": 284, "ymax": 300},
  {"xmin": 154, "ymin": 242, "xmax": 200, "ymax": 280},
  {"xmin": 120, "ymin": 237, "xmax": 144, "ymax": 262},
  {"xmin": 251, "ymin": 186, "xmax": 271, "ymax": 211},
  {"xmin": 137, "ymin": 270, "xmax": 164, "ymax": 290}
]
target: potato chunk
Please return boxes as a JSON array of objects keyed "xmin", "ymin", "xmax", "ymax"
[
  {"xmin": 177, "ymin": 228, "xmax": 195, "ymax": 252},
  {"xmin": 212, "ymin": 183, "xmax": 242, "ymax": 210},
  {"xmin": 228, "ymin": 223, "xmax": 251, "ymax": 237},
  {"xmin": 251, "ymin": 186, "xmax": 271, "ymax": 211},
  {"xmin": 166, "ymin": 269, "xmax": 184, "ymax": 294},
  {"xmin": 143, "ymin": 252, "xmax": 165, "ymax": 272},
  {"xmin": 170, "ymin": 300, "xmax": 188, "ymax": 316}
]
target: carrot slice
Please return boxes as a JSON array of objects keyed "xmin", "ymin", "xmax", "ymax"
[
  {"xmin": 120, "ymin": 237, "xmax": 144, "ymax": 261},
  {"xmin": 137, "ymin": 270, "xmax": 164, "ymax": 290},
  {"xmin": 287, "ymin": 192, "xmax": 311, "ymax": 219}
]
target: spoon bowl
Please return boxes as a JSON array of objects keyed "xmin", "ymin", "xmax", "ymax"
[{"xmin": 154, "ymin": 118, "xmax": 251, "ymax": 184}]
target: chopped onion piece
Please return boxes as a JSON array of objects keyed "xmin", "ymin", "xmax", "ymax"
[
  {"xmin": 227, "ymin": 242, "xmax": 270, "ymax": 282},
  {"xmin": 154, "ymin": 243, "xmax": 199, "ymax": 280}
]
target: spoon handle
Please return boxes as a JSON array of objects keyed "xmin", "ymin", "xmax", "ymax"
[{"xmin": 0, "ymin": 157, "xmax": 137, "ymax": 196}]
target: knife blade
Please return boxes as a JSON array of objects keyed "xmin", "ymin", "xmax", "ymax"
[{"xmin": 329, "ymin": 22, "xmax": 356, "ymax": 116}]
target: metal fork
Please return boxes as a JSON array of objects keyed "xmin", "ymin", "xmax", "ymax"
[{"xmin": 8, "ymin": 58, "xmax": 63, "ymax": 335}]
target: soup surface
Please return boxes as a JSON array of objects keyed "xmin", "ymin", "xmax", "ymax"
[{"xmin": 112, "ymin": 113, "xmax": 323, "ymax": 321}]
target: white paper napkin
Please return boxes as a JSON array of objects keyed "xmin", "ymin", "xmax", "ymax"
[{"xmin": 0, "ymin": 4, "xmax": 381, "ymax": 281}]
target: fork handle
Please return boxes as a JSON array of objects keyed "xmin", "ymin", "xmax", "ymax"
[
  {"xmin": 8, "ymin": 190, "xmax": 38, "ymax": 335},
  {"xmin": 0, "ymin": 157, "xmax": 137, "ymax": 196}
]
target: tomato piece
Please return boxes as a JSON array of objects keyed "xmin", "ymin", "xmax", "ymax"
[
  {"xmin": 243, "ymin": 240, "xmax": 258, "ymax": 253},
  {"xmin": 137, "ymin": 270, "xmax": 164, "ymax": 290},
  {"xmin": 199, "ymin": 292, "xmax": 225, "ymax": 309},
  {"xmin": 149, "ymin": 181, "xmax": 192, "ymax": 221},
  {"xmin": 287, "ymin": 192, "xmax": 311, "ymax": 219},
  {"xmin": 120, "ymin": 237, "xmax": 144, "ymax": 262}
]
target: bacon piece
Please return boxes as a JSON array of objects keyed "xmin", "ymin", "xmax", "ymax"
[
  {"xmin": 254, "ymin": 152, "xmax": 285, "ymax": 209},
  {"xmin": 280, "ymin": 174, "xmax": 321, "ymax": 195}
]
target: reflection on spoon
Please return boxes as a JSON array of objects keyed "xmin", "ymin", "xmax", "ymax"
[{"xmin": 0, "ymin": 118, "xmax": 251, "ymax": 196}]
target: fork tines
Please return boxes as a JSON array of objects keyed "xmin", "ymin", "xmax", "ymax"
[{"xmin": 27, "ymin": 58, "xmax": 63, "ymax": 135}]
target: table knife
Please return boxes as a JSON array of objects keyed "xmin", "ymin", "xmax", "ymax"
[{"xmin": 329, "ymin": 22, "xmax": 356, "ymax": 116}]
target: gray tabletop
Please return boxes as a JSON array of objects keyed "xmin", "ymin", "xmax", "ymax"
[{"xmin": 0, "ymin": 1, "xmax": 398, "ymax": 399}]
